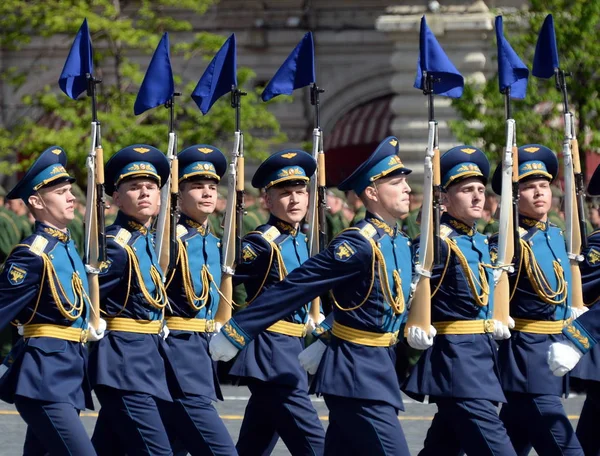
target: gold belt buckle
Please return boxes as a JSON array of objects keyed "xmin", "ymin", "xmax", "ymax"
[
  {"xmin": 389, "ymin": 332, "xmax": 398, "ymax": 346},
  {"xmin": 484, "ymin": 319, "xmax": 495, "ymax": 334},
  {"xmin": 206, "ymin": 319, "xmax": 216, "ymax": 333},
  {"xmin": 80, "ymin": 329, "xmax": 89, "ymax": 344},
  {"xmin": 301, "ymin": 324, "xmax": 308, "ymax": 337}
]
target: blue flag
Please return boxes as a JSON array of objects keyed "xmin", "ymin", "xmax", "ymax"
[
  {"xmin": 495, "ymin": 16, "xmax": 529, "ymax": 99},
  {"xmin": 532, "ymin": 14, "xmax": 559, "ymax": 79},
  {"xmin": 261, "ymin": 32, "xmax": 316, "ymax": 102},
  {"xmin": 58, "ymin": 19, "xmax": 93, "ymax": 100},
  {"xmin": 192, "ymin": 34, "xmax": 237, "ymax": 115},
  {"xmin": 414, "ymin": 16, "xmax": 464, "ymax": 98},
  {"xmin": 134, "ymin": 33, "xmax": 174, "ymax": 115}
]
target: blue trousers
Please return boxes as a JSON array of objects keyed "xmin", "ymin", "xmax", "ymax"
[
  {"xmin": 163, "ymin": 394, "xmax": 237, "ymax": 456},
  {"xmin": 419, "ymin": 398, "xmax": 516, "ymax": 456},
  {"xmin": 91, "ymin": 386, "xmax": 172, "ymax": 456},
  {"xmin": 15, "ymin": 395, "xmax": 96, "ymax": 456},
  {"xmin": 236, "ymin": 380, "xmax": 325, "ymax": 456},
  {"xmin": 323, "ymin": 394, "xmax": 410, "ymax": 456},
  {"xmin": 500, "ymin": 392, "xmax": 583, "ymax": 456},
  {"xmin": 577, "ymin": 382, "xmax": 600, "ymax": 456}
]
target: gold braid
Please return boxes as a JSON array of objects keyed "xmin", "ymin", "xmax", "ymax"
[
  {"xmin": 446, "ymin": 239, "xmax": 490, "ymax": 306},
  {"xmin": 178, "ymin": 238, "xmax": 212, "ymax": 310},
  {"xmin": 125, "ymin": 245, "xmax": 168, "ymax": 309},
  {"xmin": 372, "ymin": 242, "xmax": 405, "ymax": 314},
  {"xmin": 41, "ymin": 254, "xmax": 86, "ymax": 321},
  {"xmin": 521, "ymin": 239, "xmax": 567, "ymax": 305}
]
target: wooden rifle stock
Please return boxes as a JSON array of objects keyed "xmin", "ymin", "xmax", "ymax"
[{"xmin": 569, "ymin": 137, "xmax": 585, "ymax": 309}]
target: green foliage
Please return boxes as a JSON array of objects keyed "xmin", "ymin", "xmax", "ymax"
[
  {"xmin": 0, "ymin": 0, "xmax": 286, "ymax": 183},
  {"xmin": 450, "ymin": 1, "xmax": 600, "ymax": 169}
]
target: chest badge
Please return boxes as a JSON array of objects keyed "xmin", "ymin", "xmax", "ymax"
[
  {"xmin": 587, "ymin": 247, "xmax": 600, "ymax": 266},
  {"xmin": 242, "ymin": 244, "xmax": 258, "ymax": 263}
]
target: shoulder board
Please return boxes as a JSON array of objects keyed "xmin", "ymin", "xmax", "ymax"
[
  {"xmin": 261, "ymin": 226, "xmax": 281, "ymax": 242},
  {"xmin": 359, "ymin": 223, "xmax": 377, "ymax": 239},
  {"xmin": 114, "ymin": 229, "xmax": 132, "ymax": 247},
  {"xmin": 176, "ymin": 224, "xmax": 187, "ymax": 239},
  {"xmin": 440, "ymin": 225, "xmax": 453, "ymax": 240},
  {"xmin": 518, "ymin": 227, "xmax": 528, "ymax": 238},
  {"xmin": 29, "ymin": 236, "xmax": 48, "ymax": 256}
]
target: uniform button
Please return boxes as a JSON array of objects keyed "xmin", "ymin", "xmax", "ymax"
[{"xmin": 407, "ymin": 241, "xmax": 411, "ymax": 246}]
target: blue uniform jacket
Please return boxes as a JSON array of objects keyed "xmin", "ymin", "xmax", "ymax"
[
  {"xmin": 492, "ymin": 217, "xmax": 572, "ymax": 396},
  {"xmin": 88, "ymin": 211, "xmax": 180, "ymax": 401},
  {"xmin": 403, "ymin": 213, "xmax": 505, "ymax": 404},
  {"xmin": 570, "ymin": 229, "xmax": 600, "ymax": 381},
  {"xmin": 0, "ymin": 222, "xmax": 93, "ymax": 410},
  {"xmin": 229, "ymin": 215, "xmax": 311, "ymax": 389},
  {"xmin": 164, "ymin": 214, "xmax": 223, "ymax": 401},
  {"xmin": 222, "ymin": 213, "xmax": 413, "ymax": 410}
]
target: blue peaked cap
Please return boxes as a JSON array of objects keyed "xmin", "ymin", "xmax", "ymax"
[
  {"xmin": 338, "ymin": 137, "xmax": 411, "ymax": 195},
  {"xmin": 7, "ymin": 146, "xmax": 76, "ymax": 200},
  {"xmin": 105, "ymin": 145, "xmax": 170, "ymax": 194},
  {"xmin": 440, "ymin": 146, "xmax": 489, "ymax": 190},
  {"xmin": 491, "ymin": 144, "xmax": 558, "ymax": 194},
  {"xmin": 251, "ymin": 150, "xmax": 316, "ymax": 189},
  {"xmin": 178, "ymin": 145, "xmax": 227, "ymax": 183}
]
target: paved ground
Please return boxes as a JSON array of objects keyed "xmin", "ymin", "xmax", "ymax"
[{"xmin": 0, "ymin": 386, "xmax": 585, "ymax": 455}]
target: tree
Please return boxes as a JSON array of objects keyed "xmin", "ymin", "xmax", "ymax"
[
  {"xmin": 0, "ymin": 0, "xmax": 286, "ymax": 183},
  {"xmin": 450, "ymin": 0, "xmax": 600, "ymax": 171}
]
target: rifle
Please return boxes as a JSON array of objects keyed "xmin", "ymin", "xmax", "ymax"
[
  {"xmin": 215, "ymin": 87, "xmax": 246, "ymax": 324},
  {"xmin": 406, "ymin": 71, "xmax": 438, "ymax": 334},
  {"xmin": 156, "ymin": 94, "xmax": 180, "ymax": 275},
  {"xmin": 493, "ymin": 86, "xmax": 518, "ymax": 325},
  {"xmin": 557, "ymin": 69, "xmax": 586, "ymax": 309},
  {"xmin": 83, "ymin": 74, "xmax": 106, "ymax": 330},
  {"xmin": 532, "ymin": 14, "xmax": 586, "ymax": 309},
  {"xmin": 306, "ymin": 83, "xmax": 326, "ymax": 322}
]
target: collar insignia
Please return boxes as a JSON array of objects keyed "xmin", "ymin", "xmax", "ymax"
[
  {"xmin": 521, "ymin": 217, "xmax": 547, "ymax": 231},
  {"xmin": 43, "ymin": 227, "xmax": 69, "ymax": 242},
  {"xmin": 128, "ymin": 220, "xmax": 148, "ymax": 235},
  {"xmin": 184, "ymin": 218, "xmax": 208, "ymax": 235},
  {"xmin": 367, "ymin": 216, "xmax": 394, "ymax": 236},
  {"xmin": 275, "ymin": 220, "xmax": 297, "ymax": 236},
  {"xmin": 449, "ymin": 218, "xmax": 475, "ymax": 236}
]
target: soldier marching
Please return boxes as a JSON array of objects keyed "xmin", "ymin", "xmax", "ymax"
[{"xmin": 2, "ymin": 13, "xmax": 600, "ymax": 456}]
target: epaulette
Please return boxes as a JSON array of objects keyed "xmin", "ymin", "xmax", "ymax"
[
  {"xmin": 176, "ymin": 224, "xmax": 187, "ymax": 239},
  {"xmin": 440, "ymin": 225, "xmax": 453, "ymax": 240},
  {"xmin": 29, "ymin": 236, "xmax": 48, "ymax": 256},
  {"xmin": 359, "ymin": 223, "xmax": 377, "ymax": 239},
  {"xmin": 518, "ymin": 227, "xmax": 528, "ymax": 238},
  {"xmin": 261, "ymin": 226, "xmax": 281, "ymax": 242},
  {"xmin": 113, "ymin": 228, "xmax": 132, "ymax": 247}
]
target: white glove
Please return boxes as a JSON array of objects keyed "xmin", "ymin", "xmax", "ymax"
[
  {"xmin": 548, "ymin": 340, "xmax": 583, "ymax": 377},
  {"xmin": 407, "ymin": 325, "xmax": 436, "ymax": 350},
  {"xmin": 209, "ymin": 331, "xmax": 240, "ymax": 362},
  {"xmin": 213, "ymin": 321, "xmax": 223, "ymax": 334},
  {"xmin": 306, "ymin": 313, "xmax": 327, "ymax": 333},
  {"xmin": 160, "ymin": 323, "xmax": 170, "ymax": 340},
  {"xmin": 508, "ymin": 316, "xmax": 515, "ymax": 330},
  {"xmin": 17, "ymin": 324, "xmax": 23, "ymax": 336},
  {"xmin": 298, "ymin": 340, "xmax": 327, "ymax": 375},
  {"xmin": 571, "ymin": 307, "xmax": 589, "ymax": 319},
  {"xmin": 87, "ymin": 318, "xmax": 107, "ymax": 342},
  {"xmin": 492, "ymin": 319, "xmax": 511, "ymax": 341}
]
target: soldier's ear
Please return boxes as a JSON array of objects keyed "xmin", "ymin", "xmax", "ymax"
[
  {"xmin": 28, "ymin": 194, "xmax": 44, "ymax": 211},
  {"xmin": 363, "ymin": 185, "xmax": 378, "ymax": 203}
]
